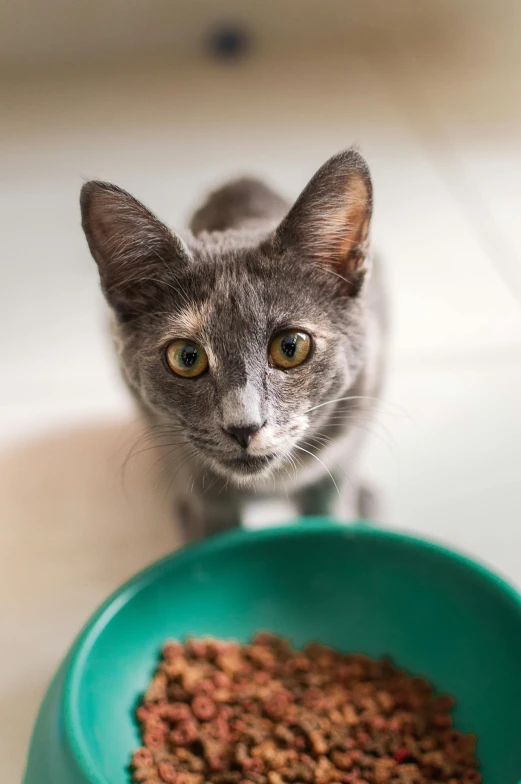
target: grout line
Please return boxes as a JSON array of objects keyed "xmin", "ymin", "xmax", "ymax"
[{"xmin": 362, "ymin": 40, "xmax": 521, "ymax": 314}]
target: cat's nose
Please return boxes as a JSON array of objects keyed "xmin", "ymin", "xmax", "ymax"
[{"xmin": 225, "ymin": 424, "xmax": 262, "ymax": 449}]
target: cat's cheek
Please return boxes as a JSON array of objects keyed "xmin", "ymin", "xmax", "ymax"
[{"xmin": 248, "ymin": 416, "xmax": 309, "ymax": 455}]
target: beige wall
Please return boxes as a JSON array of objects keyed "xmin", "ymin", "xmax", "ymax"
[{"xmin": 0, "ymin": 0, "xmax": 516, "ymax": 73}]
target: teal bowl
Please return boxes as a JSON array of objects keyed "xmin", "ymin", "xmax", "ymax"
[{"xmin": 24, "ymin": 520, "xmax": 521, "ymax": 784}]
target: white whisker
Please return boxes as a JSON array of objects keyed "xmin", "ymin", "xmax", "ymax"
[
  {"xmin": 293, "ymin": 444, "xmax": 341, "ymax": 500},
  {"xmin": 305, "ymin": 395, "xmax": 408, "ymax": 416}
]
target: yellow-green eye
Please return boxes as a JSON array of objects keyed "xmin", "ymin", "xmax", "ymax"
[
  {"xmin": 165, "ymin": 339, "xmax": 208, "ymax": 378},
  {"xmin": 269, "ymin": 330, "xmax": 311, "ymax": 369}
]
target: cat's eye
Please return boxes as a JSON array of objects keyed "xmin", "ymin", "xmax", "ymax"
[
  {"xmin": 269, "ymin": 330, "xmax": 311, "ymax": 369},
  {"xmin": 165, "ymin": 339, "xmax": 208, "ymax": 378}
]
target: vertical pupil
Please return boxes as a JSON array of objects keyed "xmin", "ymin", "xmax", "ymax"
[
  {"xmin": 181, "ymin": 345, "xmax": 198, "ymax": 367},
  {"xmin": 281, "ymin": 335, "xmax": 297, "ymax": 358}
]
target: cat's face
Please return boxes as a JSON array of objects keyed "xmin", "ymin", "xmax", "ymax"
[{"xmin": 81, "ymin": 150, "xmax": 373, "ymax": 486}]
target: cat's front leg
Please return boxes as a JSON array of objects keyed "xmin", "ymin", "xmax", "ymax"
[
  {"xmin": 176, "ymin": 491, "xmax": 242, "ymax": 543},
  {"xmin": 295, "ymin": 473, "xmax": 377, "ymax": 521},
  {"xmin": 293, "ymin": 473, "xmax": 353, "ymax": 519}
]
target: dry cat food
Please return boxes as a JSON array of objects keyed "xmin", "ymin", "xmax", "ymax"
[{"xmin": 131, "ymin": 634, "xmax": 480, "ymax": 784}]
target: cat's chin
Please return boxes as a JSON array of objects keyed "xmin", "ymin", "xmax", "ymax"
[{"xmin": 209, "ymin": 453, "xmax": 279, "ymax": 487}]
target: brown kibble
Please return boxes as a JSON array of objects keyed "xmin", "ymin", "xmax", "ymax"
[
  {"xmin": 182, "ymin": 664, "xmax": 212, "ymax": 693},
  {"xmin": 247, "ymin": 644, "xmax": 278, "ymax": 669},
  {"xmin": 186, "ymin": 639, "xmax": 208, "ymax": 659},
  {"xmin": 376, "ymin": 691, "xmax": 395, "ymax": 713},
  {"xmin": 136, "ymin": 704, "xmax": 158, "ymax": 724},
  {"xmin": 195, "ymin": 678, "xmax": 216, "ymax": 697},
  {"xmin": 287, "ymin": 654, "xmax": 311, "ymax": 672},
  {"xmin": 163, "ymin": 642, "xmax": 184, "ymax": 661},
  {"xmin": 369, "ymin": 715, "xmax": 387, "ymax": 731},
  {"xmin": 192, "ymin": 695, "xmax": 217, "ymax": 721},
  {"xmin": 264, "ymin": 692, "xmax": 291, "ymax": 721},
  {"xmin": 133, "ymin": 747, "xmax": 154, "ymax": 768},
  {"xmin": 158, "ymin": 761, "xmax": 178, "ymax": 783},
  {"xmin": 131, "ymin": 636, "xmax": 480, "ymax": 784},
  {"xmin": 207, "ymin": 715, "xmax": 231, "ymax": 742},
  {"xmin": 176, "ymin": 775, "xmax": 204, "ymax": 784},
  {"xmin": 309, "ymin": 730, "xmax": 328, "ymax": 755},
  {"xmin": 213, "ymin": 671, "xmax": 232, "ymax": 688},
  {"xmin": 394, "ymin": 763, "xmax": 422, "ymax": 784},
  {"xmin": 331, "ymin": 751, "xmax": 353, "ymax": 771},
  {"xmin": 170, "ymin": 720, "xmax": 199, "ymax": 746},
  {"xmin": 243, "ymin": 757, "xmax": 265, "ymax": 775},
  {"xmin": 373, "ymin": 759, "xmax": 395, "ymax": 783},
  {"xmin": 145, "ymin": 672, "xmax": 168, "ymax": 703},
  {"xmin": 432, "ymin": 694, "xmax": 455, "ymax": 712},
  {"xmin": 315, "ymin": 755, "xmax": 336, "ymax": 784},
  {"xmin": 134, "ymin": 768, "xmax": 159, "ymax": 783},
  {"xmin": 462, "ymin": 772, "xmax": 481, "ymax": 784},
  {"xmin": 342, "ymin": 704, "xmax": 359, "ymax": 725},
  {"xmin": 158, "ymin": 702, "xmax": 192, "ymax": 723},
  {"xmin": 143, "ymin": 727, "xmax": 166, "ymax": 751},
  {"xmin": 207, "ymin": 756, "xmax": 225, "ymax": 772},
  {"xmin": 162, "ymin": 660, "xmax": 187, "ymax": 680},
  {"xmin": 176, "ymin": 749, "xmax": 206, "ymax": 772},
  {"xmin": 432, "ymin": 713, "xmax": 452, "ymax": 729},
  {"xmin": 218, "ymin": 650, "xmax": 246, "ymax": 675}
]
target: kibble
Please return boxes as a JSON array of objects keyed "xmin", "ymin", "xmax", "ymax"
[{"xmin": 131, "ymin": 634, "xmax": 480, "ymax": 784}]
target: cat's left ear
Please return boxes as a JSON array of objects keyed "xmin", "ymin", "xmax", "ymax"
[{"xmin": 271, "ymin": 148, "xmax": 372, "ymax": 295}]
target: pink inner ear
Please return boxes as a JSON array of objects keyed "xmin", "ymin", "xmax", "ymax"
[{"xmin": 317, "ymin": 173, "xmax": 371, "ymax": 273}]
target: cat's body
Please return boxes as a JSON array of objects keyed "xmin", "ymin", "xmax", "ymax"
[{"xmin": 81, "ymin": 150, "xmax": 387, "ymax": 541}]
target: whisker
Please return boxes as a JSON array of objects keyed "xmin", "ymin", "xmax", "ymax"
[
  {"xmin": 118, "ymin": 425, "xmax": 189, "ymax": 486},
  {"xmin": 293, "ymin": 444, "xmax": 342, "ymax": 500},
  {"xmin": 159, "ymin": 447, "xmax": 200, "ymax": 505},
  {"xmin": 321, "ymin": 413, "xmax": 397, "ymax": 449},
  {"xmin": 281, "ymin": 447, "xmax": 300, "ymax": 482},
  {"xmin": 305, "ymin": 395, "xmax": 410, "ymax": 418}
]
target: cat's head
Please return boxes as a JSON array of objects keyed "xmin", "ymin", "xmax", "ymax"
[{"xmin": 80, "ymin": 150, "xmax": 373, "ymax": 487}]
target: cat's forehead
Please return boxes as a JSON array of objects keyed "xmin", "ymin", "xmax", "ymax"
[
  {"xmin": 162, "ymin": 247, "xmax": 336, "ymax": 350},
  {"xmin": 167, "ymin": 258, "xmax": 276, "ymax": 338}
]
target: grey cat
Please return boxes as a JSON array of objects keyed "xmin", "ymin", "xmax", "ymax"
[{"xmin": 80, "ymin": 149, "xmax": 386, "ymax": 541}]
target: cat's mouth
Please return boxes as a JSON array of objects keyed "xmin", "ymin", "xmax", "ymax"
[
  {"xmin": 199, "ymin": 443, "xmax": 284, "ymax": 485},
  {"xmin": 219, "ymin": 453, "xmax": 277, "ymax": 474}
]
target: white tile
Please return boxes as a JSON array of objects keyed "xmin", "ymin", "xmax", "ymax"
[
  {"xmin": 366, "ymin": 7, "xmax": 521, "ymax": 305},
  {"xmin": 360, "ymin": 357, "xmax": 521, "ymax": 591}
]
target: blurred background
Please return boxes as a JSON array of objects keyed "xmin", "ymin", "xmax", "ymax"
[{"xmin": 1, "ymin": 0, "xmax": 521, "ymax": 779}]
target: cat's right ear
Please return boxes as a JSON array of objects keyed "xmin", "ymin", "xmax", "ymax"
[
  {"xmin": 80, "ymin": 181, "xmax": 191, "ymax": 319},
  {"xmin": 269, "ymin": 149, "xmax": 373, "ymax": 296}
]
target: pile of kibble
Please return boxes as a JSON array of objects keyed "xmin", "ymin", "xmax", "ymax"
[{"xmin": 131, "ymin": 634, "xmax": 480, "ymax": 784}]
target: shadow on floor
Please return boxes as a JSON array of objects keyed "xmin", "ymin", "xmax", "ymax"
[{"xmin": 0, "ymin": 419, "xmax": 182, "ymax": 782}]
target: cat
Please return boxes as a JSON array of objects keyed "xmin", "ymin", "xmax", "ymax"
[{"xmin": 80, "ymin": 149, "xmax": 387, "ymax": 541}]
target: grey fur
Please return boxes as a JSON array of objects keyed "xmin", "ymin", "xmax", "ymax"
[{"xmin": 80, "ymin": 149, "xmax": 386, "ymax": 540}]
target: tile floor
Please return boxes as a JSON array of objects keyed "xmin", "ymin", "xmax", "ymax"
[{"xmin": 1, "ymin": 11, "xmax": 521, "ymax": 781}]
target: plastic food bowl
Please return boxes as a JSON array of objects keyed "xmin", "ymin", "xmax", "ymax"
[{"xmin": 24, "ymin": 519, "xmax": 521, "ymax": 784}]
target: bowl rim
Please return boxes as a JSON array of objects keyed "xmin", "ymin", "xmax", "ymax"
[{"xmin": 62, "ymin": 518, "xmax": 521, "ymax": 784}]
